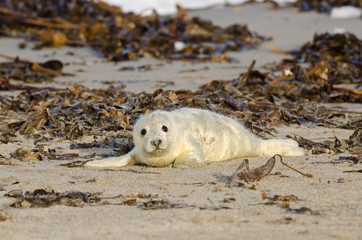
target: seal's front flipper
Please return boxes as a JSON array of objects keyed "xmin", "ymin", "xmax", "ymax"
[
  {"xmin": 173, "ymin": 150, "xmax": 204, "ymax": 168},
  {"xmin": 85, "ymin": 150, "xmax": 137, "ymax": 168}
]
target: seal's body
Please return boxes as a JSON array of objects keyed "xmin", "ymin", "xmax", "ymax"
[{"xmin": 85, "ymin": 108, "xmax": 305, "ymax": 168}]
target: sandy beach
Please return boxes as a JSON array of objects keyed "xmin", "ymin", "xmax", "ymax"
[{"xmin": 0, "ymin": 3, "xmax": 361, "ymax": 240}]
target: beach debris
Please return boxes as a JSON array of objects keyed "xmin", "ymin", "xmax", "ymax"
[
  {"xmin": 0, "ymin": 54, "xmax": 73, "ymax": 76},
  {"xmin": 265, "ymin": 32, "xmax": 362, "ymax": 102},
  {"xmin": 59, "ymin": 160, "xmax": 92, "ymax": 168},
  {"xmin": 0, "ymin": 77, "xmax": 61, "ymax": 91},
  {"xmin": 0, "ymin": 80, "xmax": 360, "ymax": 163},
  {"xmin": 0, "ymin": 1, "xmax": 267, "ymax": 63},
  {"xmin": 287, "ymin": 207, "xmax": 320, "ymax": 215},
  {"xmin": 335, "ymin": 178, "xmax": 346, "ymax": 183},
  {"xmin": 3, "ymin": 186, "xmax": 237, "ymax": 210},
  {"xmin": 222, "ymin": 197, "xmax": 236, "ymax": 203},
  {"xmin": 10, "ymin": 148, "xmax": 41, "ymax": 161},
  {"xmin": 4, "ymin": 187, "xmax": 103, "ymax": 208},
  {"xmin": 226, "ymin": 154, "xmax": 312, "ymax": 187},
  {"xmin": 289, "ymin": 128, "xmax": 362, "ymax": 155},
  {"xmin": 0, "ymin": 213, "xmax": 12, "ymax": 222},
  {"xmin": 261, "ymin": 192, "xmax": 320, "ymax": 215},
  {"xmin": 266, "ymin": 217, "xmax": 294, "ymax": 224},
  {"xmin": 347, "ymin": 128, "xmax": 362, "ymax": 153},
  {"xmin": 96, "ymin": 193, "xmax": 207, "ymax": 210},
  {"xmin": 140, "ymin": 199, "xmax": 188, "ymax": 210},
  {"xmin": 261, "ymin": 192, "xmax": 299, "ymax": 208},
  {"xmin": 339, "ymin": 156, "xmax": 361, "ymax": 164},
  {"xmin": 261, "ymin": 193, "xmax": 299, "ymax": 203},
  {"xmin": 292, "ymin": 0, "xmax": 362, "ymax": 13},
  {"xmin": 343, "ymin": 169, "xmax": 362, "ymax": 173},
  {"xmin": 312, "ymin": 155, "xmax": 361, "ymax": 165},
  {"xmin": 4, "ymin": 188, "xmax": 224, "ymax": 210},
  {"xmin": 287, "ymin": 135, "xmax": 331, "ymax": 154},
  {"xmin": 0, "ymin": 54, "xmax": 75, "ymax": 85},
  {"xmin": 226, "ymin": 158, "xmax": 275, "ymax": 186}
]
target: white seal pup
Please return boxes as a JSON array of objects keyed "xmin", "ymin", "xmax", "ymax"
[{"xmin": 85, "ymin": 108, "xmax": 306, "ymax": 168}]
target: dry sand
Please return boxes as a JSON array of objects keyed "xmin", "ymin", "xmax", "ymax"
[{"xmin": 1, "ymin": 4, "xmax": 362, "ymax": 240}]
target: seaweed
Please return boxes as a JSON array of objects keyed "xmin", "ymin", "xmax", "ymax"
[
  {"xmin": 287, "ymin": 207, "xmax": 320, "ymax": 215},
  {"xmin": 226, "ymin": 155, "xmax": 312, "ymax": 187},
  {"xmin": 266, "ymin": 32, "xmax": 361, "ymax": 103},
  {"xmin": 0, "ymin": 0, "xmax": 268, "ymax": 62},
  {"xmin": 0, "ymin": 213, "xmax": 12, "ymax": 221},
  {"xmin": 140, "ymin": 199, "xmax": 188, "ymax": 210},
  {"xmin": 0, "ymin": 53, "xmax": 75, "ymax": 85},
  {"xmin": 261, "ymin": 192, "xmax": 299, "ymax": 209},
  {"xmin": 5, "ymin": 187, "xmax": 102, "ymax": 208},
  {"xmin": 292, "ymin": 0, "xmax": 362, "ymax": 13},
  {"xmin": 1, "ymin": 75, "xmax": 360, "ymax": 162},
  {"xmin": 343, "ymin": 169, "xmax": 362, "ymax": 173},
  {"xmin": 4, "ymin": 188, "xmax": 227, "ymax": 210},
  {"xmin": 261, "ymin": 192, "xmax": 320, "ymax": 215},
  {"xmin": 289, "ymin": 128, "xmax": 362, "ymax": 155}
]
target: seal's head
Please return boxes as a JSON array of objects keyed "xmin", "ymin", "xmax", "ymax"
[{"xmin": 133, "ymin": 110, "xmax": 179, "ymax": 158}]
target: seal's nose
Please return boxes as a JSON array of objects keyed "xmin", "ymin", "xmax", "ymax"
[{"xmin": 151, "ymin": 139, "xmax": 162, "ymax": 148}]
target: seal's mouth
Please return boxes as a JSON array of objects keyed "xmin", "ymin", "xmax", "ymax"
[
  {"xmin": 144, "ymin": 138, "xmax": 167, "ymax": 154},
  {"xmin": 149, "ymin": 146, "xmax": 165, "ymax": 153}
]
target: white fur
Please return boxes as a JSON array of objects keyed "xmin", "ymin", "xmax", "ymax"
[{"xmin": 85, "ymin": 108, "xmax": 306, "ymax": 168}]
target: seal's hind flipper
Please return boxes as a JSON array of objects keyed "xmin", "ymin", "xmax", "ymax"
[{"xmin": 259, "ymin": 139, "xmax": 306, "ymax": 157}]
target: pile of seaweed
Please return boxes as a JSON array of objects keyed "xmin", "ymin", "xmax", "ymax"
[
  {"xmin": 235, "ymin": 32, "xmax": 362, "ymax": 103},
  {"xmin": 0, "ymin": 76, "xmax": 361, "ymax": 163},
  {"xmin": 1, "ymin": 31, "xmax": 360, "ymax": 98},
  {"xmin": 0, "ymin": 0, "xmax": 267, "ymax": 62},
  {"xmin": 291, "ymin": 0, "xmax": 362, "ymax": 13}
]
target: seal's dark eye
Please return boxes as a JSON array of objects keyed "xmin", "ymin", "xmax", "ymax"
[
  {"xmin": 162, "ymin": 125, "xmax": 168, "ymax": 132},
  {"xmin": 141, "ymin": 129, "xmax": 147, "ymax": 136}
]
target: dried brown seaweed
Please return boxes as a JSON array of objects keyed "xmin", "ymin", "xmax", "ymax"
[
  {"xmin": 261, "ymin": 192, "xmax": 299, "ymax": 209},
  {"xmin": 0, "ymin": 77, "xmax": 61, "ymax": 91},
  {"xmin": 261, "ymin": 192, "xmax": 299, "ymax": 203},
  {"xmin": 343, "ymin": 169, "xmax": 362, "ymax": 173},
  {"xmin": 1, "ymin": 79, "xmax": 360, "ymax": 163},
  {"xmin": 261, "ymin": 192, "xmax": 320, "ymax": 215},
  {"xmin": 291, "ymin": 0, "xmax": 362, "ymax": 13},
  {"xmin": 5, "ymin": 187, "xmax": 101, "ymax": 208},
  {"xmin": 265, "ymin": 32, "xmax": 362, "ymax": 103},
  {"xmin": 0, "ymin": 53, "xmax": 75, "ymax": 85},
  {"xmin": 0, "ymin": 0, "xmax": 268, "ymax": 62},
  {"xmin": 0, "ymin": 54, "xmax": 74, "ymax": 77},
  {"xmin": 287, "ymin": 206, "xmax": 320, "ymax": 215},
  {"xmin": 339, "ymin": 156, "xmax": 361, "ymax": 164},
  {"xmin": 4, "ymin": 189, "xmax": 210, "ymax": 210},
  {"xmin": 226, "ymin": 158, "xmax": 275, "ymax": 186},
  {"xmin": 0, "ymin": 213, "xmax": 12, "ymax": 222},
  {"xmin": 226, "ymin": 154, "xmax": 312, "ymax": 187},
  {"xmin": 289, "ymin": 128, "xmax": 362, "ymax": 154},
  {"xmin": 140, "ymin": 199, "xmax": 188, "ymax": 210}
]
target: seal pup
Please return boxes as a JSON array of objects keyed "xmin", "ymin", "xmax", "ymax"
[{"xmin": 85, "ymin": 108, "xmax": 306, "ymax": 168}]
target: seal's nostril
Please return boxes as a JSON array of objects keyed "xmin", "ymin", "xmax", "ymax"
[{"xmin": 151, "ymin": 139, "xmax": 162, "ymax": 147}]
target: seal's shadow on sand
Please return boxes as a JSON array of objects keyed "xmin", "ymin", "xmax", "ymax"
[{"xmin": 212, "ymin": 172, "xmax": 230, "ymax": 183}]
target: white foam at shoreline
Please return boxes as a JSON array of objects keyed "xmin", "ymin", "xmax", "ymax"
[
  {"xmin": 102, "ymin": 0, "xmax": 298, "ymax": 15},
  {"xmin": 330, "ymin": 6, "xmax": 362, "ymax": 19}
]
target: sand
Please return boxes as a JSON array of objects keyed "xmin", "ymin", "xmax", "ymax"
[{"xmin": 0, "ymin": 4, "xmax": 361, "ymax": 240}]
